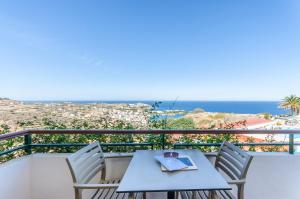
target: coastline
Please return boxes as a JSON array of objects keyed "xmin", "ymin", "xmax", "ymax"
[
  {"xmin": 1, "ymin": 99, "xmax": 298, "ymax": 141},
  {"xmin": 23, "ymin": 100, "xmax": 288, "ymax": 114}
]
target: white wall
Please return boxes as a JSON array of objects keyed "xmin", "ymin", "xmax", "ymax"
[
  {"xmin": 245, "ymin": 153, "xmax": 300, "ymax": 199},
  {"xmin": 0, "ymin": 156, "xmax": 31, "ymax": 199},
  {"xmin": 0, "ymin": 153, "xmax": 132, "ymax": 199},
  {"xmin": 30, "ymin": 154, "xmax": 74, "ymax": 199},
  {"xmin": 1, "ymin": 153, "xmax": 300, "ymax": 199}
]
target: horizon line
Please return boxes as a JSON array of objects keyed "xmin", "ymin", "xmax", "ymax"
[{"xmin": 19, "ymin": 99, "xmax": 283, "ymax": 102}]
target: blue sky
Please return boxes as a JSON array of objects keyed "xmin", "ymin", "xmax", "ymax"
[{"xmin": 0, "ymin": 0, "xmax": 300, "ymax": 101}]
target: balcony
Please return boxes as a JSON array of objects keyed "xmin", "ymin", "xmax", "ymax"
[{"xmin": 1, "ymin": 129, "xmax": 300, "ymax": 199}]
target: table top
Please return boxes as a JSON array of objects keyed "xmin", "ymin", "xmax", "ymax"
[{"xmin": 117, "ymin": 150, "xmax": 231, "ymax": 193}]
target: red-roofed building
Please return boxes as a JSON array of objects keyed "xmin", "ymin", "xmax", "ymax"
[
  {"xmin": 218, "ymin": 118, "xmax": 275, "ymax": 129},
  {"xmin": 244, "ymin": 118, "xmax": 276, "ymax": 129}
]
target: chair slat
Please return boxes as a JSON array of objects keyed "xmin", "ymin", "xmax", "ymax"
[
  {"xmin": 98, "ymin": 187, "xmax": 110, "ymax": 199},
  {"xmin": 218, "ymin": 156, "xmax": 241, "ymax": 179},
  {"xmin": 91, "ymin": 189, "xmax": 101, "ymax": 199},
  {"xmin": 99, "ymin": 181, "xmax": 116, "ymax": 199},
  {"xmin": 70, "ymin": 142, "xmax": 100, "ymax": 161},
  {"xmin": 220, "ymin": 146, "xmax": 245, "ymax": 164},
  {"xmin": 181, "ymin": 191, "xmax": 189, "ymax": 199},
  {"xmin": 223, "ymin": 142, "xmax": 248, "ymax": 158},
  {"xmin": 81, "ymin": 163, "xmax": 104, "ymax": 184},
  {"xmin": 76, "ymin": 153, "xmax": 104, "ymax": 179},
  {"xmin": 73, "ymin": 146, "xmax": 103, "ymax": 168},
  {"xmin": 219, "ymin": 151, "xmax": 243, "ymax": 172},
  {"xmin": 216, "ymin": 161, "xmax": 238, "ymax": 180},
  {"xmin": 103, "ymin": 187, "xmax": 116, "ymax": 199},
  {"xmin": 76, "ymin": 152, "xmax": 104, "ymax": 175},
  {"xmin": 198, "ymin": 191, "xmax": 208, "ymax": 199},
  {"xmin": 109, "ymin": 189, "xmax": 119, "ymax": 199},
  {"xmin": 78, "ymin": 161, "xmax": 104, "ymax": 183},
  {"xmin": 218, "ymin": 190, "xmax": 236, "ymax": 199},
  {"xmin": 115, "ymin": 192, "xmax": 125, "ymax": 199},
  {"xmin": 122, "ymin": 193, "xmax": 130, "ymax": 199},
  {"xmin": 186, "ymin": 191, "xmax": 193, "ymax": 199}
]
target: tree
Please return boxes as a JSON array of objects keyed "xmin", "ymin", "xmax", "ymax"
[{"xmin": 280, "ymin": 95, "xmax": 300, "ymax": 115}]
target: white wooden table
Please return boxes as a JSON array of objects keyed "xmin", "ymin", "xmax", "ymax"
[{"xmin": 117, "ymin": 150, "xmax": 231, "ymax": 199}]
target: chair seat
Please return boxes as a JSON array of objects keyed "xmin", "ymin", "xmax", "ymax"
[
  {"xmin": 91, "ymin": 179, "xmax": 143, "ymax": 199},
  {"xmin": 180, "ymin": 190, "xmax": 236, "ymax": 199}
]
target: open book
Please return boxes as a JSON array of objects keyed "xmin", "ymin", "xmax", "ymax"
[{"xmin": 155, "ymin": 155, "xmax": 197, "ymax": 171}]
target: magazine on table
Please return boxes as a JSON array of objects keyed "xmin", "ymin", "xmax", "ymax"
[{"xmin": 155, "ymin": 155, "xmax": 197, "ymax": 171}]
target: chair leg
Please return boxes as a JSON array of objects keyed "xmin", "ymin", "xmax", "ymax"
[{"xmin": 75, "ymin": 188, "xmax": 81, "ymax": 199}]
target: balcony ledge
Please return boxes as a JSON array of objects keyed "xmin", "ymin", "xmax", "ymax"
[{"xmin": 1, "ymin": 152, "xmax": 300, "ymax": 199}]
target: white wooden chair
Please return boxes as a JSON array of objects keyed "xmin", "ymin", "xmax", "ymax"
[
  {"xmin": 180, "ymin": 142, "xmax": 253, "ymax": 199},
  {"xmin": 66, "ymin": 142, "xmax": 143, "ymax": 199}
]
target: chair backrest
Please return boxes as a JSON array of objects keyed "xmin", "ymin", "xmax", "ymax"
[
  {"xmin": 215, "ymin": 142, "xmax": 253, "ymax": 181},
  {"xmin": 66, "ymin": 142, "xmax": 105, "ymax": 184}
]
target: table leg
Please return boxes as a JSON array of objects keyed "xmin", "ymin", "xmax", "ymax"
[
  {"xmin": 167, "ymin": 191, "xmax": 175, "ymax": 199},
  {"xmin": 129, "ymin": 193, "xmax": 134, "ymax": 199},
  {"xmin": 208, "ymin": 190, "xmax": 217, "ymax": 199}
]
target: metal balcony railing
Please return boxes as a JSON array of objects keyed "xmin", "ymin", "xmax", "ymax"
[{"xmin": 0, "ymin": 129, "xmax": 299, "ymax": 159}]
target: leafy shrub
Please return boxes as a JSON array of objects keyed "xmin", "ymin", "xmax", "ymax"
[{"xmin": 166, "ymin": 118, "xmax": 195, "ymax": 129}]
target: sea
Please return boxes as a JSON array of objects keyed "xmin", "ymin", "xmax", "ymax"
[{"xmin": 25, "ymin": 101, "xmax": 289, "ymax": 115}]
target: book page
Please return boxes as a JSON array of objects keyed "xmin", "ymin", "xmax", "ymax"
[{"xmin": 155, "ymin": 156, "xmax": 188, "ymax": 171}]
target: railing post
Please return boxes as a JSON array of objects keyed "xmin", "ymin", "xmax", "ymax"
[
  {"xmin": 289, "ymin": 134, "xmax": 294, "ymax": 154},
  {"xmin": 24, "ymin": 134, "xmax": 32, "ymax": 155},
  {"xmin": 161, "ymin": 133, "xmax": 165, "ymax": 150}
]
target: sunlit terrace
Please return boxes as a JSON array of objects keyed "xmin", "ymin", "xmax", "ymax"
[{"xmin": 1, "ymin": 129, "xmax": 300, "ymax": 199}]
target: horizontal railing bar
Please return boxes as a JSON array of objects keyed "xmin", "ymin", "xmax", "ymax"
[
  {"xmin": 101, "ymin": 143, "xmax": 154, "ymax": 146},
  {"xmin": 0, "ymin": 145, "xmax": 26, "ymax": 156},
  {"xmin": 1, "ymin": 129, "xmax": 299, "ymax": 142},
  {"xmin": 174, "ymin": 142, "xmax": 300, "ymax": 147},
  {"xmin": 31, "ymin": 143, "xmax": 87, "ymax": 147},
  {"xmin": 28, "ymin": 129, "xmax": 300, "ymax": 135},
  {"xmin": 31, "ymin": 142, "xmax": 154, "ymax": 148},
  {"xmin": 0, "ymin": 130, "xmax": 29, "ymax": 141}
]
